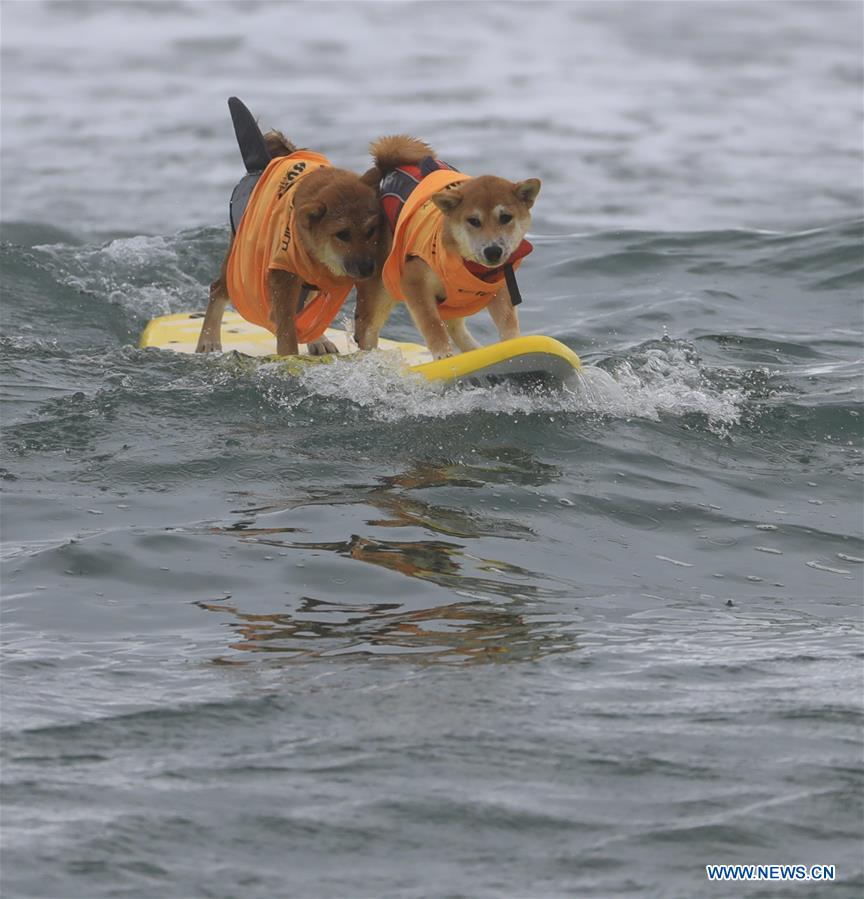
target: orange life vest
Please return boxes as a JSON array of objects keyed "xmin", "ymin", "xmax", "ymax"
[
  {"xmin": 381, "ymin": 168, "xmax": 531, "ymax": 320},
  {"xmin": 226, "ymin": 151, "xmax": 355, "ymax": 343}
]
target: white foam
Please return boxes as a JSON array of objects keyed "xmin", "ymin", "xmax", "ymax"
[
  {"xmin": 36, "ymin": 233, "xmax": 205, "ymax": 318},
  {"xmin": 588, "ymin": 345, "xmax": 744, "ymax": 427},
  {"xmin": 286, "ymin": 340, "xmax": 744, "ymax": 427}
]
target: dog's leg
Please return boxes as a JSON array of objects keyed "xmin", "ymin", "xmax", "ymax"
[
  {"xmin": 445, "ymin": 317, "xmax": 482, "ymax": 353},
  {"xmin": 402, "ymin": 259, "xmax": 453, "ymax": 359},
  {"xmin": 196, "ymin": 248, "xmax": 231, "ymax": 353},
  {"xmin": 486, "ymin": 285, "xmax": 521, "ymax": 342},
  {"xmin": 354, "ymin": 279, "xmax": 397, "ymax": 350},
  {"xmin": 268, "ymin": 270, "xmax": 302, "ymax": 356}
]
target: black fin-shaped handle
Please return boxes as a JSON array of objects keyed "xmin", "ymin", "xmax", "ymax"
[{"xmin": 228, "ymin": 97, "xmax": 270, "ymax": 174}]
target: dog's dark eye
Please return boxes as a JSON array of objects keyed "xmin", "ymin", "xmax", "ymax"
[
  {"xmin": 499, "ymin": 213, "xmax": 513, "ymax": 224},
  {"xmin": 364, "ymin": 226, "xmax": 376, "ymax": 239},
  {"xmin": 467, "ymin": 217, "xmax": 481, "ymax": 228},
  {"xmin": 335, "ymin": 230, "xmax": 351, "ymax": 242}
]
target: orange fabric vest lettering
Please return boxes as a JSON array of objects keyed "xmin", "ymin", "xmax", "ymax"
[
  {"xmin": 226, "ymin": 151, "xmax": 355, "ymax": 343},
  {"xmin": 381, "ymin": 169, "xmax": 526, "ymax": 320}
]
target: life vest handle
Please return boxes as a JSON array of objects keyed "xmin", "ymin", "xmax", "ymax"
[{"xmin": 504, "ymin": 264, "xmax": 522, "ymax": 306}]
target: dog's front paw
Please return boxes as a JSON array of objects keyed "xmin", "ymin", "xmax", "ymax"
[
  {"xmin": 195, "ymin": 336, "xmax": 222, "ymax": 353},
  {"xmin": 431, "ymin": 348, "xmax": 454, "ymax": 361},
  {"xmin": 306, "ymin": 338, "xmax": 339, "ymax": 356}
]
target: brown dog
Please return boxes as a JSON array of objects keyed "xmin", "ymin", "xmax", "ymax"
[
  {"xmin": 197, "ymin": 125, "xmax": 381, "ymax": 357},
  {"xmin": 354, "ymin": 136, "xmax": 540, "ymax": 359}
]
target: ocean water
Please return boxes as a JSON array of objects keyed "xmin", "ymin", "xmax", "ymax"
[{"xmin": 1, "ymin": 2, "xmax": 862, "ymax": 897}]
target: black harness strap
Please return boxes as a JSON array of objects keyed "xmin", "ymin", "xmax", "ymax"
[
  {"xmin": 504, "ymin": 264, "xmax": 522, "ymax": 306},
  {"xmin": 297, "ymin": 283, "xmax": 313, "ymax": 314},
  {"xmin": 229, "ymin": 173, "xmax": 259, "ymax": 235},
  {"xmin": 419, "ymin": 155, "xmax": 444, "ymax": 177}
]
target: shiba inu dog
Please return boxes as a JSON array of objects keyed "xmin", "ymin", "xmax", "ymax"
[
  {"xmin": 196, "ymin": 98, "xmax": 381, "ymax": 357},
  {"xmin": 354, "ymin": 135, "xmax": 541, "ymax": 359}
]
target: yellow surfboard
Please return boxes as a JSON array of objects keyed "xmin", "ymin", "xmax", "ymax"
[{"xmin": 139, "ymin": 310, "xmax": 581, "ymax": 388}]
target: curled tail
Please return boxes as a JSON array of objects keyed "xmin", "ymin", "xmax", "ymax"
[
  {"xmin": 369, "ymin": 135, "xmax": 436, "ymax": 177},
  {"xmin": 263, "ymin": 129, "xmax": 297, "ymax": 158}
]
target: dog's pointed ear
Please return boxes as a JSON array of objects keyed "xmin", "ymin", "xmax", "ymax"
[
  {"xmin": 359, "ymin": 165, "xmax": 382, "ymax": 189},
  {"xmin": 513, "ymin": 179, "xmax": 541, "ymax": 208},
  {"xmin": 298, "ymin": 201, "xmax": 327, "ymax": 226},
  {"xmin": 431, "ymin": 188, "xmax": 463, "ymax": 213}
]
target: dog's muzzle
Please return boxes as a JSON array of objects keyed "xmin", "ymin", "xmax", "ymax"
[{"xmin": 348, "ymin": 258, "xmax": 376, "ymax": 279}]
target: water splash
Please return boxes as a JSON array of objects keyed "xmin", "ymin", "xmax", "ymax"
[
  {"xmin": 33, "ymin": 229, "xmax": 221, "ymax": 320},
  {"xmin": 594, "ymin": 340, "xmax": 745, "ymax": 425},
  {"xmin": 287, "ymin": 338, "xmax": 745, "ymax": 427}
]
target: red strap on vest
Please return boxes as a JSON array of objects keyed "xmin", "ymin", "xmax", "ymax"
[
  {"xmin": 463, "ymin": 238, "xmax": 533, "ymax": 282},
  {"xmin": 381, "ymin": 194, "xmax": 403, "ymax": 231}
]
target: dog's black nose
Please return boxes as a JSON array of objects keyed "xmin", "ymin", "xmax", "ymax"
[
  {"xmin": 483, "ymin": 245, "xmax": 503, "ymax": 263},
  {"xmin": 357, "ymin": 259, "xmax": 375, "ymax": 278}
]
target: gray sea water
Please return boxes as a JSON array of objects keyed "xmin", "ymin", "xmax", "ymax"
[{"xmin": 1, "ymin": 2, "xmax": 863, "ymax": 897}]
